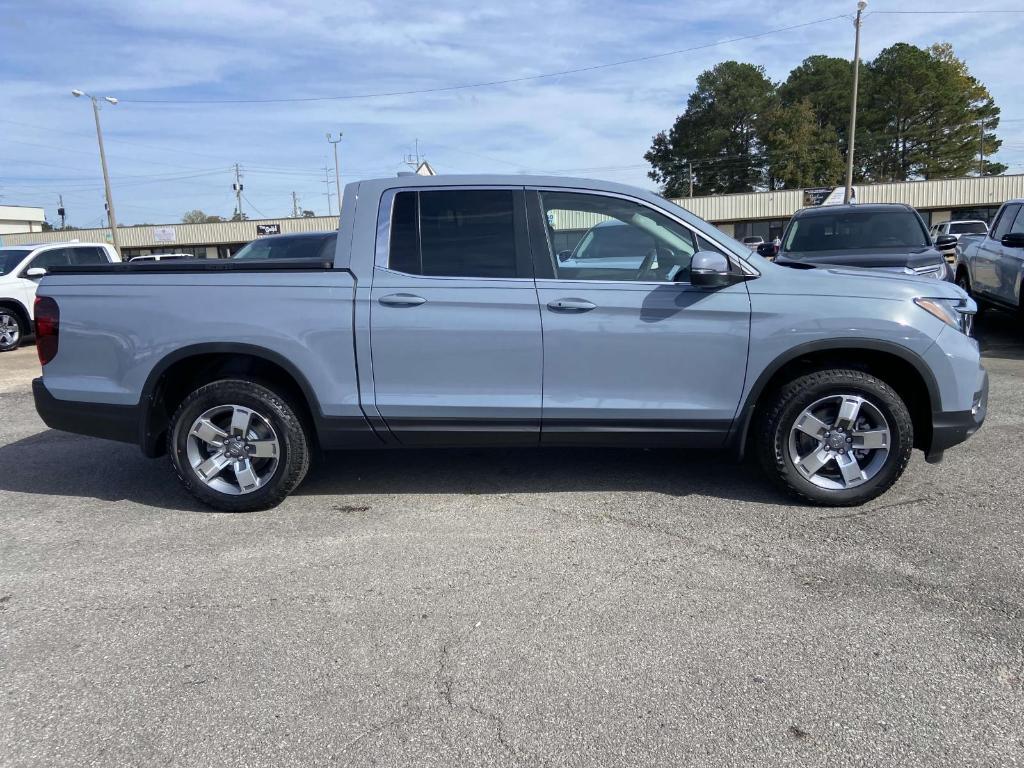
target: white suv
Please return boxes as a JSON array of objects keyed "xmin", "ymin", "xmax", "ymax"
[{"xmin": 0, "ymin": 242, "xmax": 119, "ymax": 351}]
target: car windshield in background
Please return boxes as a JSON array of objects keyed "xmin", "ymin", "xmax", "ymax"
[
  {"xmin": 785, "ymin": 211, "xmax": 929, "ymax": 252},
  {"xmin": 232, "ymin": 233, "xmax": 336, "ymax": 260},
  {"xmin": 0, "ymin": 250, "xmax": 32, "ymax": 276},
  {"xmin": 949, "ymin": 222, "xmax": 987, "ymax": 235}
]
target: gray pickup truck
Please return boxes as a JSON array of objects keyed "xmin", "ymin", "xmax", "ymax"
[
  {"xmin": 954, "ymin": 198, "xmax": 1024, "ymax": 319},
  {"xmin": 33, "ymin": 175, "xmax": 987, "ymax": 511}
]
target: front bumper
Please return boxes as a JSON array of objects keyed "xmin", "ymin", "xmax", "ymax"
[
  {"xmin": 925, "ymin": 370, "xmax": 988, "ymax": 463},
  {"xmin": 33, "ymin": 377, "xmax": 140, "ymax": 445}
]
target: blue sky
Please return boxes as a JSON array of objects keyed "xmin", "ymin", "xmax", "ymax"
[{"xmin": 1, "ymin": 0, "xmax": 1022, "ymax": 226}]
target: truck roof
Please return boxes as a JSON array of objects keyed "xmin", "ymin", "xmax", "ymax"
[{"xmin": 349, "ymin": 174, "xmax": 656, "ymax": 201}]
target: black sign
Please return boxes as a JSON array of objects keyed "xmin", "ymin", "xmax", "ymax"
[
  {"xmin": 256, "ymin": 223, "xmax": 281, "ymax": 236},
  {"xmin": 803, "ymin": 187, "xmax": 833, "ymax": 207}
]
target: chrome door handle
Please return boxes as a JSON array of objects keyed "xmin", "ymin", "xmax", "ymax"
[
  {"xmin": 547, "ymin": 298, "xmax": 596, "ymax": 312},
  {"xmin": 378, "ymin": 293, "xmax": 426, "ymax": 307}
]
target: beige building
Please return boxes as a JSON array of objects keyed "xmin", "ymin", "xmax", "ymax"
[
  {"xmin": 0, "ymin": 215, "xmax": 337, "ymax": 260},
  {"xmin": 0, "ymin": 205, "xmax": 46, "ymax": 237},
  {"xmin": 3, "ymin": 173, "xmax": 1021, "ymax": 256},
  {"xmin": 674, "ymin": 174, "xmax": 1024, "ymax": 242}
]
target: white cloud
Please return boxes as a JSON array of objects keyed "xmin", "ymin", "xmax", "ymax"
[{"xmin": 3, "ymin": 0, "xmax": 1022, "ymax": 224}]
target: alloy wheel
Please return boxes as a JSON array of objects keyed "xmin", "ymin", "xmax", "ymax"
[
  {"xmin": 0, "ymin": 313, "xmax": 20, "ymax": 349},
  {"xmin": 185, "ymin": 404, "xmax": 280, "ymax": 495},
  {"xmin": 787, "ymin": 394, "xmax": 891, "ymax": 490}
]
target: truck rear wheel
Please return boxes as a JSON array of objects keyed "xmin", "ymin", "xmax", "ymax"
[
  {"xmin": 756, "ymin": 369, "xmax": 914, "ymax": 506},
  {"xmin": 168, "ymin": 379, "xmax": 310, "ymax": 512}
]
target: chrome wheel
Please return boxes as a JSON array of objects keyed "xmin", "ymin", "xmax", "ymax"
[
  {"xmin": 185, "ymin": 404, "xmax": 280, "ymax": 496},
  {"xmin": 787, "ymin": 394, "xmax": 891, "ymax": 490},
  {"xmin": 0, "ymin": 313, "xmax": 20, "ymax": 349}
]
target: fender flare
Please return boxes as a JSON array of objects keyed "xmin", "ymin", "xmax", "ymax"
[
  {"xmin": 728, "ymin": 338, "xmax": 940, "ymax": 459},
  {"xmin": 137, "ymin": 342, "xmax": 326, "ymax": 456}
]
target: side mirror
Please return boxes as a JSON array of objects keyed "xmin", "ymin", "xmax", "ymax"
[
  {"xmin": 935, "ymin": 234, "xmax": 958, "ymax": 251},
  {"xmin": 690, "ymin": 250, "xmax": 734, "ymax": 288},
  {"xmin": 1001, "ymin": 232, "xmax": 1024, "ymax": 249},
  {"xmin": 557, "ymin": 250, "xmax": 572, "ymax": 262},
  {"xmin": 756, "ymin": 243, "xmax": 776, "ymax": 259},
  {"xmin": 25, "ymin": 267, "xmax": 47, "ymax": 278}
]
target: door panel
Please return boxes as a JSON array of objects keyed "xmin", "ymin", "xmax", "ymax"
[
  {"xmin": 535, "ymin": 280, "xmax": 750, "ymax": 445},
  {"xmin": 975, "ymin": 204, "xmax": 1019, "ymax": 297},
  {"xmin": 367, "ymin": 187, "xmax": 542, "ymax": 446},
  {"xmin": 369, "ymin": 271, "xmax": 542, "ymax": 444}
]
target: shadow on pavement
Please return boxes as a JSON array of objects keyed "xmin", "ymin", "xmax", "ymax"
[
  {"xmin": 975, "ymin": 309, "xmax": 1024, "ymax": 361},
  {"xmin": 0, "ymin": 428, "xmax": 786, "ymax": 512}
]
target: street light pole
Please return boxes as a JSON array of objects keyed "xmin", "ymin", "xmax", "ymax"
[
  {"xmin": 72, "ymin": 90, "xmax": 122, "ymax": 257},
  {"xmin": 843, "ymin": 0, "xmax": 866, "ymax": 205},
  {"xmin": 327, "ymin": 132, "xmax": 342, "ymax": 215}
]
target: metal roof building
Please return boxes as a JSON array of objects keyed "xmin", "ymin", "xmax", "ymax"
[
  {"xmin": 2, "ymin": 174, "xmax": 1021, "ymax": 255},
  {"xmin": 0, "ymin": 215, "xmax": 337, "ymax": 260}
]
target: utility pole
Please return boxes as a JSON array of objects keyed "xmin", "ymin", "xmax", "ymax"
[
  {"xmin": 57, "ymin": 194, "xmax": 66, "ymax": 229},
  {"xmin": 71, "ymin": 90, "xmax": 121, "ymax": 256},
  {"xmin": 322, "ymin": 166, "xmax": 335, "ymax": 216},
  {"xmin": 979, "ymin": 118, "xmax": 986, "ymax": 175},
  {"xmin": 327, "ymin": 132, "xmax": 343, "ymax": 213},
  {"xmin": 292, "ymin": 191, "xmax": 300, "ymax": 218},
  {"xmin": 688, "ymin": 161, "xmax": 694, "ymax": 197},
  {"xmin": 843, "ymin": 0, "xmax": 867, "ymax": 205},
  {"xmin": 232, "ymin": 163, "xmax": 244, "ymax": 220}
]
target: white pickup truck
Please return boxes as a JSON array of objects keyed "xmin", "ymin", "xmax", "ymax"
[{"xmin": 0, "ymin": 242, "xmax": 120, "ymax": 351}]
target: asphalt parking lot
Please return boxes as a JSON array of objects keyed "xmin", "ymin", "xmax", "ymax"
[{"xmin": 2, "ymin": 315, "xmax": 1023, "ymax": 768}]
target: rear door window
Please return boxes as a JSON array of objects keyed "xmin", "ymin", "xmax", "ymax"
[{"xmin": 388, "ymin": 190, "xmax": 519, "ymax": 278}]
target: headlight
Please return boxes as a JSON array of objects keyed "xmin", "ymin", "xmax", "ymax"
[{"xmin": 914, "ymin": 297, "xmax": 975, "ymax": 335}]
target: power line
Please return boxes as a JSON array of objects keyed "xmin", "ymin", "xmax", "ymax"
[{"xmin": 117, "ymin": 15, "xmax": 851, "ymax": 105}]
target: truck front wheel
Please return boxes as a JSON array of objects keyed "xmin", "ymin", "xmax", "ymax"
[
  {"xmin": 168, "ymin": 379, "xmax": 310, "ymax": 512},
  {"xmin": 756, "ymin": 369, "xmax": 914, "ymax": 506}
]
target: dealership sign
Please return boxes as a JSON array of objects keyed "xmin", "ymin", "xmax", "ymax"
[{"xmin": 256, "ymin": 224, "xmax": 281, "ymax": 236}]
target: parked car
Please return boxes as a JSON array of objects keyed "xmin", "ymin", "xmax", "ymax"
[
  {"xmin": 930, "ymin": 219, "xmax": 989, "ymax": 243},
  {"xmin": 231, "ymin": 231, "xmax": 336, "ymax": 260},
  {"xmin": 33, "ymin": 175, "xmax": 985, "ymax": 512},
  {"xmin": 129, "ymin": 253, "xmax": 197, "ymax": 262},
  {"xmin": 954, "ymin": 199, "xmax": 1024, "ymax": 318},
  {"xmin": 741, "ymin": 236, "xmax": 764, "ymax": 250},
  {"xmin": 768, "ymin": 204, "xmax": 952, "ymax": 280},
  {"xmin": 0, "ymin": 242, "xmax": 119, "ymax": 352}
]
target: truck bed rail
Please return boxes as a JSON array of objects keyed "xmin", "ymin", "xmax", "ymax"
[{"xmin": 47, "ymin": 258, "xmax": 335, "ymax": 275}]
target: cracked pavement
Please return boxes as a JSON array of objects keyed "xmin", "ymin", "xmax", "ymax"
[{"xmin": 2, "ymin": 311, "xmax": 1024, "ymax": 767}]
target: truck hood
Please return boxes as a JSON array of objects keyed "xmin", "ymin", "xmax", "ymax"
[
  {"xmin": 775, "ymin": 246, "xmax": 945, "ymax": 270},
  {"xmin": 755, "ymin": 259, "xmax": 968, "ymax": 303}
]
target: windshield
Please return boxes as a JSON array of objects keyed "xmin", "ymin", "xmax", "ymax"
[
  {"xmin": 949, "ymin": 222, "xmax": 987, "ymax": 235},
  {"xmin": 232, "ymin": 233, "xmax": 335, "ymax": 260},
  {"xmin": 0, "ymin": 250, "xmax": 33, "ymax": 276},
  {"xmin": 784, "ymin": 210, "xmax": 929, "ymax": 252}
]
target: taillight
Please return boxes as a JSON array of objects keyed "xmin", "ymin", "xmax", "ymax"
[{"xmin": 34, "ymin": 296, "xmax": 59, "ymax": 365}]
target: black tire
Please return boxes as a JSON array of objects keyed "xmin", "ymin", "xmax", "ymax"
[
  {"xmin": 0, "ymin": 308, "xmax": 25, "ymax": 352},
  {"xmin": 168, "ymin": 379, "xmax": 310, "ymax": 512},
  {"xmin": 756, "ymin": 369, "xmax": 914, "ymax": 506}
]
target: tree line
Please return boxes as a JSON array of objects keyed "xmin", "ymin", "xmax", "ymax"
[{"xmin": 646, "ymin": 42, "xmax": 1005, "ymax": 197}]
